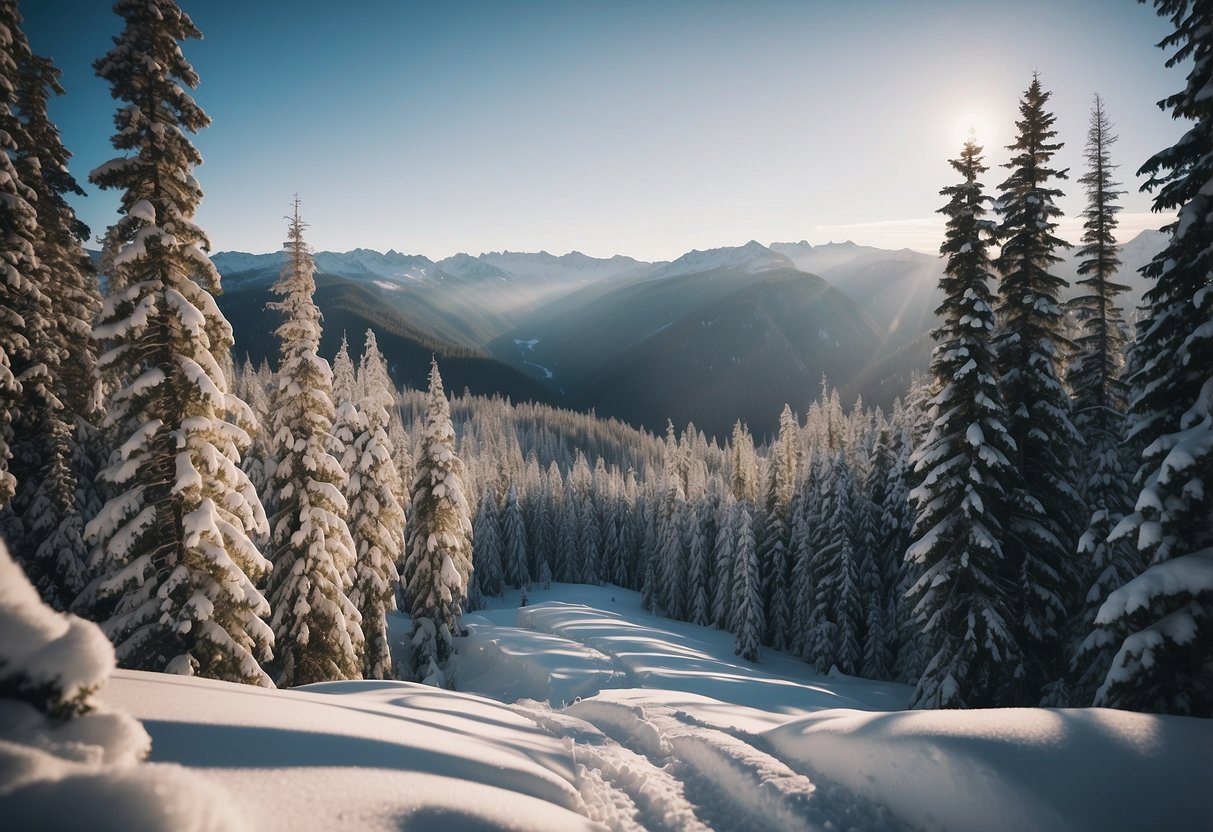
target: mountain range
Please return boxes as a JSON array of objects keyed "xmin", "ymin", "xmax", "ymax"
[{"xmin": 210, "ymin": 229, "xmax": 1167, "ymax": 440}]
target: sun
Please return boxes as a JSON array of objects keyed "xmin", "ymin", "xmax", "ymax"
[{"xmin": 952, "ymin": 111, "xmax": 996, "ymax": 149}]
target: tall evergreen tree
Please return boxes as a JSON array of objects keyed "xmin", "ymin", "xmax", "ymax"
[
  {"xmin": 1, "ymin": 4, "xmax": 101, "ymax": 610},
  {"xmin": 908, "ymin": 137, "xmax": 1021, "ymax": 708},
  {"xmin": 819, "ymin": 453, "xmax": 862, "ymax": 675},
  {"xmin": 656, "ymin": 475, "xmax": 687, "ymax": 619},
  {"xmin": 472, "ymin": 488, "xmax": 503, "ymax": 598},
  {"xmin": 264, "ymin": 204, "xmax": 362, "ymax": 687},
  {"xmin": 731, "ymin": 503, "xmax": 763, "ymax": 663},
  {"xmin": 1094, "ymin": 0, "xmax": 1213, "ymax": 716},
  {"xmin": 502, "ymin": 484, "xmax": 530, "ymax": 590},
  {"xmin": 1066, "ymin": 96, "xmax": 1138, "ymax": 704},
  {"xmin": 347, "ymin": 329, "xmax": 405, "ymax": 679},
  {"xmin": 687, "ymin": 499, "xmax": 711, "ymax": 627},
  {"xmin": 0, "ymin": 0, "xmax": 38, "ymax": 511},
  {"xmin": 404, "ymin": 359, "xmax": 473, "ymax": 686},
  {"xmin": 711, "ymin": 492, "xmax": 737, "ymax": 629},
  {"xmin": 83, "ymin": 0, "xmax": 274, "ymax": 685},
  {"xmin": 993, "ymin": 76, "xmax": 1084, "ymax": 703}
]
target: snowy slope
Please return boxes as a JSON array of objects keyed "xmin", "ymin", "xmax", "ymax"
[
  {"xmin": 100, "ymin": 672, "xmax": 597, "ymax": 832},
  {"xmin": 81, "ymin": 583, "xmax": 1212, "ymax": 832}
]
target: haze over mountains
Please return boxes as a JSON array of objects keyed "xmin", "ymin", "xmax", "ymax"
[{"xmin": 212, "ymin": 229, "xmax": 1167, "ymax": 440}]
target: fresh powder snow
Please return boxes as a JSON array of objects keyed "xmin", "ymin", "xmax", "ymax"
[{"xmin": 28, "ymin": 581, "xmax": 1200, "ymax": 832}]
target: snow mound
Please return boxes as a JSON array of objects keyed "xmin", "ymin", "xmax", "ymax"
[
  {"xmin": 763, "ymin": 706, "xmax": 1213, "ymax": 832},
  {"xmin": 1, "ymin": 540, "xmax": 239, "ymax": 831},
  {"xmin": 0, "ymin": 542, "xmax": 115, "ymax": 716},
  {"xmin": 100, "ymin": 671, "xmax": 599, "ymax": 832}
]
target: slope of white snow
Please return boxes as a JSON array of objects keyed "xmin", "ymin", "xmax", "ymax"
[
  {"xmin": 99, "ymin": 671, "xmax": 598, "ymax": 832},
  {"xmin": 765, "ymin": 706, "xmax": 1213, "ymax": 832},
  {"xmin": 60, "ymin": 581, "xmax": 1210, "ymax": 832}
]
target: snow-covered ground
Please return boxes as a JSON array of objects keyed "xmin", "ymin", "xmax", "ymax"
[{"xmin": 51, "ymin": 583, "xmax": 1211, "ymax": 831}]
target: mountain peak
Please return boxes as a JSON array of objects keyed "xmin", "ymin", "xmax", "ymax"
[{"xmin": 651, "ymin": 241, "xmax": 793, "ymax": 280}]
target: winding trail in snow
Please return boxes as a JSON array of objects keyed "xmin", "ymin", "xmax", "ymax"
[{"xmin": 501, "ymin": 599, "xmax": 908, "ymax": 832}]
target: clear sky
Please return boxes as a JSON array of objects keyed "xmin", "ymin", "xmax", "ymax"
[{"xmin": 23, "ymin": 0, "xmax": 1182, "ymax": 261}]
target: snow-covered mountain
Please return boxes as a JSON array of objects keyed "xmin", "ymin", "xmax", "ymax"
[
  {"xmin": 434, "ymin": 252, "xmax": 512, "ymax": 282},
  {"xmin": 648, "ymin": 240, "xmax": 794, "ymax": 280},
  {"xmin": 474, "ymin": 250, "xmax": 653, "ymax": 282},
  {"xmin": 769, "ymin": 239, "xmax": 892, "ymax": 275},
  {"xmin": 312, "ymin": 248, "xmax": 434, "ymax": 281}
]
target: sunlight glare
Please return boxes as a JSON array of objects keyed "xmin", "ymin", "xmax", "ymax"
[{"xmin": 953, "ymin": 111, "xmax": 994, "ymax": 149}]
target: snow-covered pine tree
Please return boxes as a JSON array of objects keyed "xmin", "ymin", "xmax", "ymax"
[
  {"xmin": 0, "ymin": 0, "xmax": 38, "ymax": 512},
  {"xmin": 472, "ymin": 488, "xmax": 503, "ymax": 598},
  {"xmin": 1093, "ymin": 0, "xmax": 1213, "ymax": 717},
  {"xmin": 993, "ymin": 75, "xmax": 1084, "ymax": 703},
  {"xmin": 330, "ymin": 332, "xmax": 360, "ymax": 471},
  {"xmin": 1064, "ymin": 96, "xmax": 1139, "ymax": 705},
  {"xmin": 656, "ymin": 473, "xmax": 687, "ymax": 619},
  {"xmin": 862, "ymin": 422, "xmax": 907, "ymax": 680},
  {"xmin": 263, "ymin": 203, "xmax": 362, "ymax": 687},
  {"xmin": 347, "ymin": 329, "xmax": 405, "ymax": 679},
  {"xmin": 731, "ymin": 502, "xmax": 763, "ymax": 663},
  {"xmin": 579, "ymin": 488, "xmax": 603, "ymax": 585},
  {"xmin": 403, "ymin": 358, "xmax": 473, "ymax": 686},
  {"xmin": 711, "ymin": 491, "xmax": 737, "ymax": 629},
  {"xmin": 760, "ymin": 405, "xmax": 800, "ymax": 649},
  {"xmin": 806, "ymin": 452, "xmax": 839, "ymax": 671},
  {"xmin": 555, "ymin": 482, "xmax": 578, "ymax": 583},
  {"xmin": 502, "ymin": 484, "xmax": 530, "ymax": 590},
  {"xmin": 787, "ymin": 484, "xmax": 813, "ymax": 661},
  {"xmin": 908, "ymin": 136, "xmax": 1022, "ymax": 708},
  {"xmin": 687, "ymin": 498, "xmax": 711, "ymax": 627},
  {"xmin": 729, "ymin": 421, "xmax": 759, "ymax": 504},
  {"xmin": 0, "ymin": 4, "xmax": 101, "ymax": 610},
  {"xmin": 816, "ymin": 452, "xmax": 862, "ymax": 675},
  {"xmin": 83, "ymin": 0, "xmax": 273, "ymax": 685},
  {"xmin": 235, "ymin": 360, "xmax": 272, "ymax": 525}
]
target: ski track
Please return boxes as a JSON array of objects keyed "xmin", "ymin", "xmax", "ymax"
[{"xmin": 511, "ymin": 609, "xmax": 907, "ymax": 832}]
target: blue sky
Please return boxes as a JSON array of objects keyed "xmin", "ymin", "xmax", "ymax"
[{"xmin": 23, "ymin": 1, "xmax": 1180, "ymax": 260}]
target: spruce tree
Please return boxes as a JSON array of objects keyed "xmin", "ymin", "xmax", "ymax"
[
  {"xmin": 502, "ymin": 484, "xmax": 530, "ymax": 590},
  {"xmin": 1095, "ymin": 0, "xmax": 1213, "ymax": 716},
  {"xmin": 0, "ymin": 6, "xmax": 103, "ymax": 611},
  {"xmin": 908, "ymin": 137, "xmax": 1021, "ymax": 708},
  {"xmin": 403, "ymin": 358, "xmax": 473, "ymax": 686},
  {"xmin": 656, "ymin": 475, "xmax": 687, "ymax": 619},
  {"xmin": 347, "ymin": 329, "xmax": 404, "ymax": 679},
  {"xmin": 993, "ymin": 76, "xmax": 1084, "ymax": 703},
  {"xmin": 264, "ymin": 204, "xmax": 362, "ymax": 686},
  {"xmin": 820, "ymin": 453, "xmax": 862, "ymax": 675},
  {"xmin": 472, "ymin": 488, "xmax": 504, "ymax": 597},
  {"xmin": 731, "ymin": 502, "xmax": 763, "ymax": 663},
  {"xmin": 1066, "ymin": 96, "xmax": 1138, "ymax": 704},
  {"xmin": 83, "ymin": 0, "xmax": 273, "ymax": 684},
  {"xmin": 760, "ymin": 405, "xmax": 799, "ymax": 648},
  {"xmin": 711, "ymin": 491, "xmax": 737, "ymax": 629},
  {"xmin": 330, "ymin": 332, "xmax": 360, "ymax": 471},
  {"xmin": 0, "ymin": 0, "xmax": 38, "ymax": 511},
  {"xmin": 687, "ymin": 500, "xmax": 711, "ymax": 627}
]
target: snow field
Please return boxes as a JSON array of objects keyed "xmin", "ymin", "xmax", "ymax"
[{"xmin": 9, "ymin": 580, "xmax": 1197, "ymax": 832}]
